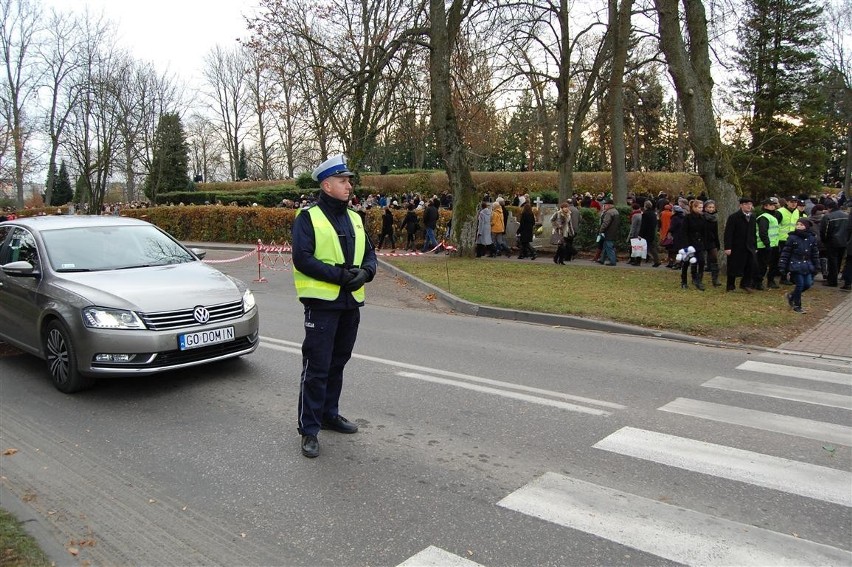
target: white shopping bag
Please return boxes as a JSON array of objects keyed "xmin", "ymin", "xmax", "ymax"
[{"xmin": 630, "ymin": 237, "xmax": 647, "ymax": 259}]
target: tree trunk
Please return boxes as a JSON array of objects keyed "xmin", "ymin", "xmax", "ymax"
[
  {"xmin": 845, "ymin": 120, "xmax": 851, "ymax": 194},
  {"xmin": 655, "ymin": 0, "xmax": 738, "ymax": 250},
  {"xmin": 429, "ymin": 0, "xmax": 477, "ymax": 256},
  {"xmin": 608, "ymin": 0, "xmax": 633, "ymax": 203}
]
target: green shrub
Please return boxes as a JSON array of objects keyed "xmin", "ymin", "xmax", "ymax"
[{"xmin": 296, "ymin": 171, "xmax": 317, "ymax": 190}]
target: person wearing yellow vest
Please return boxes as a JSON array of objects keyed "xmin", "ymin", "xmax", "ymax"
[
  {"xmin": 755, "ymin": 197, "xmax": 782, "ymax": 290},
  {"xmin": 291, "ymin": 154, "xmax": 377, "ymax": 458},
  {"xmin": 776, "ymin": 196, "xmax": 801, "ymax": 284}
]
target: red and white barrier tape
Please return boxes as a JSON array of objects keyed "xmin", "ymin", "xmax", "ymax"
[
  {"xmin": 201, "ymin": 238, "xmax": 455, "ymax": 282},
  {"xmin": 376, "ymin": 241, "xmax": 457, "ymax": 256},
  {"xmin": 202, "ymin": 249, "xmax": 257, "ymax": 264}
]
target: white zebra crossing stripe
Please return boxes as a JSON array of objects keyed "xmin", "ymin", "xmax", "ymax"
[
  {"xmin": 593, "ymin": 427, "xmax": 852, "ymax": 506},
  {"xmin": 737, "ymin": 361, "xmax": 852, "ymax": 386},
  {"xmin": 703, "ymin": 376, "xmax": 852, "ymax": 409},
  {"xmin": 659, "ymin": 398, "xmax": 852, "ymax": 446},
  {"xmin": 398, "ymin": 546, "xmax": 483, "ymax": 566},
  {"xmin": 498, "ymin": 472, "xmax": 852, "ymax": 566}
]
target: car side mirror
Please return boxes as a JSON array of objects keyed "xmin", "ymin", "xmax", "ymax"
[
  {"xmin": 1, "ymin": 260, "xmax": 40, "ymax": 278},
  {"xmin": 190, "ymin": 248, "xmax": 207, "ymax": 260}
]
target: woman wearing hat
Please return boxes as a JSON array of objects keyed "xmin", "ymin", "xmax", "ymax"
[{"xmin": 778, "ymin": 218, "xmax": 820, "ymax": 313}]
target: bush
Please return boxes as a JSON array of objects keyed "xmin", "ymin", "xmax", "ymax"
[{"xmin": 296, "ymin": 171, "xmax": 318, "ymax": 190}]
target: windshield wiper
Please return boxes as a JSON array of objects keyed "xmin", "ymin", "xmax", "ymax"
[{"xmin": 55, "ymin": 268, "xmax": 93, "ymax": 272}]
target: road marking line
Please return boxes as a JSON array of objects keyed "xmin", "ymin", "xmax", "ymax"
[
  {"xmin": 260, "ymin": 336, "xmax": 624, "ymax": 410},
  {"xmin": 737, "ymin": 361, "xmax": 852, "ymax": 386},
  {"xmin": 498, "ymin": 472, "xmax": 852, "ymax": 566},
  {"xmin": 593, "ymin": 427, "xmax": 852, "ymax": 506},
  {"xmin": 398, "ymin": 372, "xmax": 609, "ymax": 415},
  {"xmin": 703, "ymin": 376, "xmax": 852, "ymax": 409},
  {"xmin": 658, "ymin": 398, "xmax": 852, "ymax": 446},
  {"xmin": 397, "ymin": 546, "xmax": 483, "ymax": 566}
]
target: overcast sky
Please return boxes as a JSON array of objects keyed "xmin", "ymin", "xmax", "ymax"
[{"xmin": 43, "ymin": 0, "xmax": 257, "ymax": 86}]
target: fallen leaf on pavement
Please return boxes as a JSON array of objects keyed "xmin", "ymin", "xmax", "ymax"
[{"xmin": 2, "ymin": 448, "xmax": 18, "ymax": 456}]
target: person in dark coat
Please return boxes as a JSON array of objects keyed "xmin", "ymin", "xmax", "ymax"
[
  {"xmin": 724, "ymin": 197, "xmax": 758, "ymax": 292},
  {"xmin": 703, "ymin": 199, "xmax": 722, "ymax": 286},
  {"xmin": 517, "ymin": 202, "xmax": 537, "ymax": 259},
  {"xmin": 420, "ymin": 198, "xmax": 440, "ymax": 252},
  {"xmin": 376, "ymin": 206, "xmax": 396, "ymax": 250},
  {"xmin": 679, "ymin": 199, "xmax": 709, "ymax": 290},
  {"xmin": 639, "ymin": 200, "xmax": 661, "ymax": 267},
  {"xmin": 399, "ymin": 204, "xmax": 419, "ymax": 251},
  {"xmin": 778, "ymin": 218, "xmax": 821, "ymax": 313},
  {"xmin": 668, "ymin": 205, "xmax": 687, "ymax": 269}
]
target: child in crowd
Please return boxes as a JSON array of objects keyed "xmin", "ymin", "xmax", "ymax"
[{"xmin": 778, "ymin": 218, "xmax": 821, "ymax": 313}]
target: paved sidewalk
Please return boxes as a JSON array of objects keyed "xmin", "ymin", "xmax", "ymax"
[{"xmin": 777, "ymin": 290, "xmax": 852, "ymax": 359}]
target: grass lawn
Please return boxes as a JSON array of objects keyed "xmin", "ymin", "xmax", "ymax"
[
  {"xmin": 0, "ymin": 509, "xmax": 52, "ymax": 567},
  {"xmin": 385, "ymin": 255, "xmax": 847, "ymax": 346}
]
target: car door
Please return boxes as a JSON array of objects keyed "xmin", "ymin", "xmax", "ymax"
[{"xmin": 0, "ymin": 226, "xmax": 44, "ymax": 353}]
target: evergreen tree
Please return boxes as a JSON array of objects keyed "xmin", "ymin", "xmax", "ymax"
[
  {"xmin": 51, "ymin": 161, "xmax": 74, "ymax": 206},
  {"xmin": 145, "ymin": 114, "xmax": 190, "ymax": 202},
  {"xmin": 732, "ymin": 0, "xmax": 828, "ymax": 197},
  {"xmin": 237, "ymin": 145, "xmax": 248, "ymax": 181},
  {"xmin": 501, "ymin": 91, "xmax": 538, "ymax": 172}
]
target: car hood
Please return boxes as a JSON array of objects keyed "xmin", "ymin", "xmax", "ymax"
[{"xmin": 53, "ymin": 261, "xmax": 245, "ymax": 312}]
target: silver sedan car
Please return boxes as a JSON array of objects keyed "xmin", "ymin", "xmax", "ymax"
[{"xmin": 0, "ymin": 215, "xmax": 259, "ymax": 393}]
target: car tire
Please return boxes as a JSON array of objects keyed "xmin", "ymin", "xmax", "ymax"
[{"xmin": 44, "ymin": 320, "xmax": 94, "ymax": 393}]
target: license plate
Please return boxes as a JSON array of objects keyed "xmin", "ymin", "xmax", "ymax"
[{"xmin": 179, "ymin": 326, "xmax": 235, "ymax": 350}]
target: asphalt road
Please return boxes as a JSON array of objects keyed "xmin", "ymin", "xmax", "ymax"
[{"xmin": 1, "ymin": 249, "xmax": 850, "ymax": 566}]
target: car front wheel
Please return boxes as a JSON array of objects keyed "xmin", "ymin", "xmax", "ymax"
[{"xmin": 44, "ymin": 320, "xmax": 94, "ymax": 393}]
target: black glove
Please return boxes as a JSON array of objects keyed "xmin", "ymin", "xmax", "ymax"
[
  {"xmin": 343, "ymin": 268, "xmax": 369, "ymax": 291},
  {"xmin": 339, "ymin": 267, "xmax": 356, "ymax": 286}
]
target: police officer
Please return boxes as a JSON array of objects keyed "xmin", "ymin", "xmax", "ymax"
[
  {"xmin": 755, "ymin": 196, "xmax": 781, "ymax": 290},
  {"xmin": 291, "ymin": 154, "xmax": 377, "ymax": 458}
]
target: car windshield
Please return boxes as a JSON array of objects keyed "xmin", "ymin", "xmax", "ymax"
[{"xmin": 41, "ymin": 225, "xmax": 197, "ymax": 272}]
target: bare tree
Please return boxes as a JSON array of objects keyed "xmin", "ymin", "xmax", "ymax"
[
  {"xmin": 37, "ymin": 7, "xmax": 86, "ymax": 206},
  {"xmin": 500, "ymin": 1, "xmax": 613, "ymax": 202},
  {"xmin": 245, "ymin": 48, "xmax": 277, "ymax": 180},
  {"xmin": 114, "ymin": 60, "xmax": 182, "ymax": 202},
  {"xmin": 654, "ymin": 0, "xmax": 738, "ymax": 226},
  {"xmin": 186, "ymin": 112, "xmax": 227, "ymax": 183},
  {"xmin": 64, "ymin": 19, "xmax": 124, "ymax": 212},
  {"xmin": 429, "ymin": 0, "xmax": 479, "ymax": 251},
  {"xmin": 248, "ymin": 0, "xmax": 425, "ymax": 172},
  {"xmin": 1, "ymin": 0, "xmax": 41, "ymax": 207},
  {"xmin": 607, "ymin": 0, "xmax": 634, "ymax": 203},
  {"xmin": 202, "ymin": 44, "xmax": 249, "ymax": 181}
]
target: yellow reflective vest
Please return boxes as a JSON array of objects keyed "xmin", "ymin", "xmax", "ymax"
[
  {"xmin": 777, "ymin": 207, "xmax": 800, "ymax": 242},
  {"xmin": 756, "ymin": 212, "xmax": 780, "ymax": 249},
  {"xmin": 292, "ymin": 206, "xmax": 366, "ymax": 302}
]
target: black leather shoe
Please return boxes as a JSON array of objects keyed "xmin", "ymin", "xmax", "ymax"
[
  {"xmin": 321, "ymin": 414, "xmax": 359, "ymax": 434},
  {"xmin": 301, "ymin": 435, "xmax": 319, "ymax": 458}
]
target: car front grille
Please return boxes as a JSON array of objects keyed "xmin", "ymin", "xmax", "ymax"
[
  {"xmin": 138, "ymin": 300, "xmax": 244, "ymax": 330},
  {"xmin": 91, "ymin": 335, "xmax": 258, "ymax": 370}
]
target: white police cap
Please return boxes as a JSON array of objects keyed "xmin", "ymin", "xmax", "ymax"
[{"xmin": 312, "ymin": 154, "xmax": 355, "ymax": 182}]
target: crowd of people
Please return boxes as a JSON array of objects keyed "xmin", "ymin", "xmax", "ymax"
[{"xmin": 470, "ymin": 189, "xmax": 850, "ymax": 314}]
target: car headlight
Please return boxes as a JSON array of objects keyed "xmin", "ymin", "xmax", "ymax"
[
  {"xmin": 243, "ymin": 289, "xmax": 256, "ymax": 312},
  {"xmin": 83, "ymin": 307, "xmax": 146, "ymax": 329}
]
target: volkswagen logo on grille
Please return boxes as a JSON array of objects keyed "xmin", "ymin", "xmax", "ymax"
[{"xmin": 193, "ymin": 306, "xmax": 210, "ymax": 324}]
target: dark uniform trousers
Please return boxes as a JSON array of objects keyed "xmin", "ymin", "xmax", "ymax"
[{"xmin": 298, "ymin": 306, "xmax": 360, "ymax": 436}]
